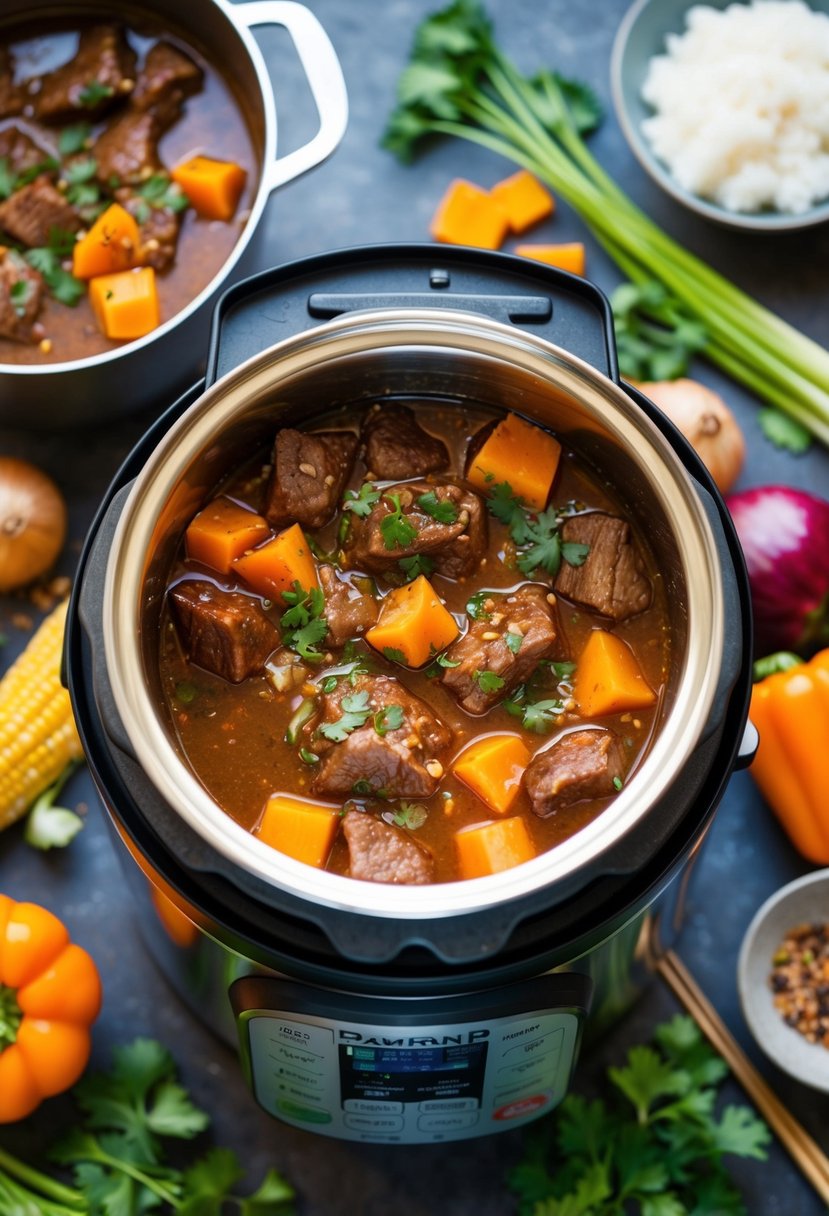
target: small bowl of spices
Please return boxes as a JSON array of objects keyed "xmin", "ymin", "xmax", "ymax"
[{"xmin": 738, "ymin": 869, "xmax": 829, "ymax": 1091}]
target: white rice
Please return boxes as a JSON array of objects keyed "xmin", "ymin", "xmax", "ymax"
[{"xmin": 640, "ymin": 0, "xmax": 829, "ymax": 213}]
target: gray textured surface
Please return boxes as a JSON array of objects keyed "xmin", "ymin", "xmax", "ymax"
[{"xmin": 2, "ymin": 1, "xmax": 829, "ymax": 1212}]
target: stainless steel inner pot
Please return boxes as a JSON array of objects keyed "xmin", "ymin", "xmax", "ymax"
[
  {"xmin": 101, "ymin": 306, "xmax": 727, "ymax": 919},
  {"xmin": 0, "ymin": 0, "xmax": 347, "ymax": 426}
]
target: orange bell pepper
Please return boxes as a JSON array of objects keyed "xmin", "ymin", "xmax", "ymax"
[
  {"xmin": 0, "ymin": 894, "xmax": 101, "ymax": 1122},
  {"xmin": 749, "ymin": 649, "xmax": 829, "ymax": 864}
]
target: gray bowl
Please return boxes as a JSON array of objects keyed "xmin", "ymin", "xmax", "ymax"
[
  {"xmin": 611, "ymin": 0, "xmax": 829, "ymax": 231},
  {"xmin": 737, "ymin": 869, "xmax": 829, "ymax": 1091}
]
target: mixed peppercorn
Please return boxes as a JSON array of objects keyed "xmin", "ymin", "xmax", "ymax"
[{"xmin": 769, "ymin": 922, "xmax": 829, "ymax": 1047}]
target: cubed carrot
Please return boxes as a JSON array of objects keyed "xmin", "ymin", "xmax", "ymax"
[
  {"xmin": 430, "ymin": 178, "xmax": 509, "ymax": 250},
  {"xmin": 256, "ymin": 795, "xmax": 340, "ymax": 868},
  {"xmin": 171, "ymin": 155, "xmax": 247, "ymax": 221},
  {"xmin": 467, "ymin": 412, "xmax": 561, "ymax": 510},
  {"xmin": 232, "ymin": 522, "xmax": 318, "ymax": 600},
  {"xmin": 514, "ymin": 243, "xmax": 586, "ymax": 276},
  {"xmin": 185, "ymin": 497, "xmax": 270, "ymax": 574},
  {"xmin": 455, "ymin": 817, "xmax": 536, "ymax": 879},
  {"xmin": 490, "ymin": 170, "xmax": 554, "ymax": 233},
  {"xmin": 88, "ymin": 267, "xmax": 159, "ymax": 340},
  {"xmin": 453, "ymin": 734, "xmax": 531, "ymax": 815},
  {"xmin": 365, "ymin": 575, "xmax": 459, "ymax": 667},
  {"xmin": 72, "ymin": 203, "xmax": 141, "ymax": 279},
  {"xmin": 573, "ymin": 629, "xmax": 657, "ymax": 718}
]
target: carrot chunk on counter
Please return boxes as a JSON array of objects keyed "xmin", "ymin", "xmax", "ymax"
[
  {"xmin": 490, "ymin": 170, "xmax": 554, "ymax": 233},
  {"xmin": 365, "ymin": 574, "xmax": 459, "ymax": 667},
  {"xmin": 467, "ymin": 411, "xmax": 561, "ymax": 510},
  {"xmin": 430, "ymin": 178, "xmax": 509, "ymax": 249},
  {"xmin": 455, "ymin": 816, "xmax": 536, "ymax": 879},
  {"xmin": 453, "ymin": 734, "xmax": 531, "ymax": 815},
  {"xmin": 185, "ymin": 497, "xmax": 270, "ymax": 575},
  {"xmin": 256, "ymin": 795, "xmax": 340, "ymax": 868},
  {"xmin": 573, "ymin": 629, "xmax": 657, "ymax": 717},
  {"xmin": 232, "ymin": 522, "xmax": 318, "ymax": 600},
  {"xmin": 514, "ymin": 242, "xmax": 586, "ymax": 275}
]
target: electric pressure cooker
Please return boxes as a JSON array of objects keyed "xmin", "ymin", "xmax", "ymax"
[{"xmin": 66, "ymin": 245, "xmax": 755, "ymax": 1145}]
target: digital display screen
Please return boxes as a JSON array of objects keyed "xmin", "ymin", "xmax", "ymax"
[{"xmin": 339, "ymin": 1041, "xmax": 488, "ymax": 1105}]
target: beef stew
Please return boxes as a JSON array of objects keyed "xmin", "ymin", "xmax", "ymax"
[
  {"xmin": 156, "ymin": 400, "xmax": 670, "ymax": 885},
  {"xmin": 0, "ymin": 17, "xmax": 257, "ymax": 363}
]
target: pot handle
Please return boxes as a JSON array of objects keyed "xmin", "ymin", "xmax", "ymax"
[{"xmin": 236, "ymin": 0, "xmax": 348, "ymax": 190}]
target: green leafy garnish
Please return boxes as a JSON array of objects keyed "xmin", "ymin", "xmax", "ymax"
[
  {"xmin": 466, "ymin": 590, "xmax": 492, "ymax": 620},
  {"xmin": 473, "ymin": 668, "xmax": 505, "ymax": 695},
  {"xmin": 58, "ymin": 122, "xmax": 92, "ymax": 157},
  {"xmin": 299, "ymin": 746, "xmax": 319, "ymax": 765},
  {"xmin": 319, "ymin": 690, "xmax": 372, "ymax": 741},
  {"xmin": 435, "ymin": 651, "xmax": 460, "ymax": 668},
  {"xmin": 25, "ymin": 229, "xmax": 85, "ymax": 307},
  {"xmin": 398, "ymin": 552, "xmax": 435, "ymax": 580},
  {"xmin": 504, "ymin": 631, "xmax": 523, "ymax": 654},
  {"xmin": 417, "ymin": 489, "xmax": 459, "ymax": 523},
  {"xmin": 612, "ymin": 280, "xmax": 708, "ymax": 382},
  {"xmin": 9, "ymin": 277, "xmax": 34, "ymax": 317},
  {"xmin": 507, "ymin": 1014, "xmax": 769, "ymax": 1216},
  {"xmin": 63, "ymin": 157, "xmax": 100, "ymax": 209},
  {"xmin": 387, "ymin": 801, "xmax": 428, "ymax": 829},
  {"xmin": 136, "ymin": 172, "xmax": 189, "ymax": 215},
  {"xmin": 0, "ymin": 156, "xmax": 15, "ymax": 199},
  {"xmin": 23, "ymin": 761, "xmax": 84, "ymax": 850},
  {"xmin": 342, "ymin": 481, "xmax": 381, "ymax": 517},
  {"xmin": 280, "ymin": 581, "xmax": 328, "ymax": 663},
  {"xmin": 379, "ymin": 492, "xmax": 419, "ymax": 550},
  {"xmin": 486, "ymin": 483, "xmax": 588, "ymax": 577},
  {"xmin": 374, "ymin": 704, "xmax": 405, "ymax": 736},
  {"xmin": 521, "ymin": 697, "xmax": 564, "ymax": 732},
  {"xmin": 78, "ymin": 79, "xmax": 115, "ymax": 108},
  {"xmin": 758, "ymin": 407, "xmax": 812, "ymax": 454},
  {"xmin": 382, "ymin": 646, "xmax": 408, "ymax": 665}
]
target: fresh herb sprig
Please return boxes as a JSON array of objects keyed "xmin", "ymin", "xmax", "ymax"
[
  {"xmin": 379, "ymin": 493, "xmax": 419, "ymax": 550},
  {"xmin": 611, "ymin": 280, "xmax": 708, "ymax": 383},
  {"xmin": 0, "ymin": 1038, "xmax": 295, "ymax": 1215},
  {"xmin": 280, "ymin": 581, "xmax": 328, "ymax": 662},
  {"xmin": 319, "ymin": 690, "xmax": 372, "ymax": 741},
  {"xmin": 384, "ymin": 0, "xmax": 829, "ymax": 447},
  {"xmin": 488, "ymin": 481, "xmax": 588, "ymax": 577},
  {"xmin": 507, "ymin": 1014, "xmax": 770, "ymax": 1216},
  {"xmin": 417, "ymin": 489, "xmax": 458, "ymax": 524},
  {"xmin": 24, "ymin": 228, "xmax": 85, "ymax": 307}
]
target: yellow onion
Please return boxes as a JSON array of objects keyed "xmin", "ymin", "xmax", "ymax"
[
  {"xmin": 634, "ymin": 378, "xmax": 745, "ymax": 494},
  {"xmin": 0, "ymin": 457, "xmax": 67, "ymax": 593}
]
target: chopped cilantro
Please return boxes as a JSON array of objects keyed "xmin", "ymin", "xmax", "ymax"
[
  {"xmin": 9, "ymin": 278, "xmax": 33, "ymax": 317},
  {"xmin": 398, "ymin": 553, "xmax": 434, "ymax": 581},
  {"xmin": 473, "ymin": 669, "xmax": 505, "ymax": 695},
  {"xmin": 485, "ymin": 483, "xmax": 589, "ymax": 578},
  {"xmin": 522, "ymin": 698, "xmax": 564, "ymax": 732},
  {"xmin": 383, "ymin": 646, "xmax": 408, "ymax": 665},
  {"xmin": 417, "ymin": 489, "xmax": 458, "ymax": 523},
  {"xmin": 342, "ymin": 481, "xmax": 381, "ymax": 517},
  {"xmin": 318, "ymin": 690, "xmax": 372, "ymax": 742},
  {"xmin": 613, "ymin": 775, "xmax": 623, "ymax": 791},
  {"xmin": 374, "ymin": 704, "xmax": 405, "ymax": 736},
  {"xmin": 0, "ymin": 156, "xmax": 14, "ymax": 199},
  {"xmin": 280, "ymin": 581, "xmax": 327, "ymax": 662},
  {"xmin": 435, "ymin": 651, "xmax": 460, "ymax": 668},
  {"xmin": 466, "ymin": 590, "xmax": 491, "ymax": 620},
  {"xmin": 137, "ymin": 172, "xmax": 189, "ymax": 213},
  {"xmin": 379, "ymin": 493, "xmax": 419, "ymax": 550},
  {"xmin": 551, "ymin": 659, "xmax": 577, "ymax": 682},
  {"xmin": 321, "ymin": 675, "xmax": 339, "ymax": 694},
  {"xmin": 78, "ymin": 78, "xmax": 115, "ymax": 108},
  {"xmin": 758, "ymin": 407, "xmax": 811, "ymax": 454},
  {"xmin": 504, "ymin": 631, "xmax": 523, "ymax": 654},
  {"xmin": 58, "ymin": 122, "xmax": 92, "ymax": 156},
  {"xmin": 24, "ymin": 228, "xmax": 85, "ymax": 307},
  {"xmin": 385, "ymin": 802, "xmax": 428, "ymax": 830}
]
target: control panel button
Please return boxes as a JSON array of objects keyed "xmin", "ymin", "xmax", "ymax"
[
  {"xmin": 493, "ymin": 1092, "xmax": 552, "ymax": 1122},
  {"xmin": 417, "ymin": 1110, "xmax": 480, "ymax": 1132},
  {"xmin": 418, "ymin": 1098, "xmax": 478, "ymax": 1113},
  {"xmin": 344, "ymin": 1099, "xmax": 404, "ymax": 1114},
  {"xmin": 344, "ymin": 1113, "xmax": 405, "ymax": 1132},
  {"xmin": 275, "ymin": 1099, "xmax": 333, "ymax": 1125}
]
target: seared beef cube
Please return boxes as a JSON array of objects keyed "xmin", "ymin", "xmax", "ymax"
[
  {"xmin": 0, "ymin": 176, "xmax": 81, "ymax": 248},
  {"xmin": 553, "ymin": 513, "xmax": 652, "ymax": 621},
  {"xmin": 342, "ymin": 810, "xmax": 434, "ymax": 884},
  {"xmin": 361, "ymin": 403, "xmax": 449, "ymax": 480},
  {"xmin": 310, "ymin": 673, "xmax": 452, "ymax": 799},
  {"xmin": 132, "ymin": 41, "xmax": 203, "ymax": 127},
  {"xmin": 116, "ymin": 188, "xmax": 181, "ymax": 270},
  {"xmin": 319, "ymin": 564, "xmax": 378, "ymax": 647},
  {"xmin": 169, "ymin": 579, "xmax": 279, "ymax": 684},
  {"xmin": 348, "ymin": 479, "xmax": 486, "ymax": 580},
  {"xmin": 0, "ymin": 48, "xmax": 24, "ymax": 119},
  {"xmin": 265, "ymin": 428, "xmax": 359, "ymax": 530},
  {"xmin": 524, "ymin": 729, "xmax": 625, "ymax": 817},
  {"xmin": 34, "ymin": 25, "xmax": 137, "ymax": 122},
  {"xmin": 441, "ymin": 584, "xmax": 558, "ymax": 713},
  {"xmin": 0, "ymin": 251, "xmax": 44, "ymax": 343},
  {"xmin": 0, "ymin": 126, "xmax": 51, "ymax": 176},
  {"xmin": 94, "ymin": 109, "xmax": 161, "ymax": 186}
]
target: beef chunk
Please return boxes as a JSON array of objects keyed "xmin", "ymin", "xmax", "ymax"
[
  {"xmin": 0, "ymin": 176, "xmax": 81, "ymax": 248},
  {"xmin": 169, "ymin": 579, "xmax": 279, "ymax": 684},
  {"xmin": 524, "ymin": 729, "xmax": 625, "ymax": 817},
  {"xmin": 319, "ymin": 565, "xmax": 378, "ymax": 648},
  {"xmin": 440, "ymin": 584, "xmax": 558, "ymax": 713},
  {"xmin": 553, "ymin": 513, "xmax": 652, "ymax": 621},
  {"xmin": 0, "ymin": 126, "xmax": 51, "ymax": 176},
  {"xmin": 115, "ymin": 187, "xmax": 180, "ymax": 269},
  {"xmin": 94, "ymin": 109, "xmax": 161, "ymax": 186},
  {"xmin": 132, "ymin": 41, "xmax": 203, "ymax": 127},
  {"xmin": 361, "ymin": 403, "xmax": 449, "ymax": 480},
  {"xmin": 310, "ymin": 673, "xmax": 452, "ymax": 799},
  {"xmin": 0, "ymin": 48, "xmax": 24, "ymax": 119},
  {"xmin": 34, "ymin": 25, "xmax": 137, "ymax": 123},
  {"xmin": 342, "ymin": 810, "xmax": 434, "ymax": 885},
  {"xmin": 348, "ymin": 479, "xmax": 486, "ymax": 580},
  {"xmin": 265, "ymin": 429, "xmax": 359, "ymax": 530},
  {"xmin": 0, "ymin": 251, "xmax": 44, "ymax": 343}
]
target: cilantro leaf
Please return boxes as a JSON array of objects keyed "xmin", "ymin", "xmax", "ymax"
[
  {"xmin": 280, "ymin": 582, "xmax": 327, "ymax": 662},
  {"xmin": 434, "ymin": 651, "xmax": 460, "ymax": 668},
  {"xmin": 710, "ymin": 1105, "xmax": 772, "ymax": 1160},
  {"xmin": 758, "ymin": 407, "xmax": 811, "ymax": 453},
  {"xmin": 78, "ymin": 79, "xmax": 115, "ymax": 107},
  {"xmin": 399, "ymin": 552, "xmax": 434, "ymax": 580},
  {"xmin": 374, "ymin": 703, "xmax": 404, "ymax": 736},
  {"xmin": 383, "ymin": 646, "xmax": 407, "ymax": 664},
  {"xmin": 386, "ymin": 801, "xmax": 428, "ymax": 829},
  {"xmin": 0, "ymin": 156, "xmax": 15, "ymax": 199},
  {"xmin": 504, "ymin": 631, "xmax": 524, "ymax": 654},
  {"xmin": 137, "ymin": 172, "xmax": 189, "ymax": 214},
  {"xmin": 238, "ymin": 1168, "xmax": 296, "ymax": 1216},
  {"xmin": 342, "ymin": 481, "xmax": 381, "ymax": 517},
  {"xmin": 522, "ymin": 698, "xmax": 563, "ymax": 733},
  {"xmin": 473, "ymin": 668, "xmax": 504, "ymax": 695},
  {"xmin": 417, "ymin": 489, "xmax": 459, "ymax": 523},
  {"xmin": 466, "ymin": 590, "xmax": 491, "ymax": 620},
  {"xmin": 379, "ymin": 493, "xmax": 419, "ymax": 549},
  {"xmin": 551, "ymin": 71, "xmax": 603, "ymax": 136},
  {"xmin": 612, "ymin": 280, "xmax": 708, "ymax": 382},
  {"xmin": 609, "ymin": 1045, "xmax": 689, "ymax": 1124},
  {"xmin": 59, "ymin": 122, "xmax": 92, "ymax": 156},
  {"xmin": 318, "ymin": 690, "xmax": 372, "ymax": 741}
]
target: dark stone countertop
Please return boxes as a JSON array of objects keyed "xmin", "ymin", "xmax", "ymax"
[{"xmin": 1, "ymin": 1, "xmax": 828, "ymax": 1212}]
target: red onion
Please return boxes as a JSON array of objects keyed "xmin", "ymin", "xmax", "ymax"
[{"xmin": 726, "ymin": 486, "xmax": 829, "ymax": 658}]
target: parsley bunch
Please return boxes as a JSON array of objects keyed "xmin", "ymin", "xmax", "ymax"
[
  {"xmin": 0, "ymin": 1039, "xmax": 295, "ymax": 1215},
  {"xmin": 611, "ymin": 281, "xmax": 708, "ymax": 384},
  {"xmin": 508, "ymin": 1015, "xmax": 770, "ymax": 1216}
]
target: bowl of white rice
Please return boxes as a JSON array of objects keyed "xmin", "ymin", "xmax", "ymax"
[{"xmin": 611, "ymin": 0, "xmax": 829, "ymax": 229}]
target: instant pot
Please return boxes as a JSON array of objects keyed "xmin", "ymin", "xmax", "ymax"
[{"xmin": 66, "ymin": 245, "xmax": 755, "ymax": 1144}]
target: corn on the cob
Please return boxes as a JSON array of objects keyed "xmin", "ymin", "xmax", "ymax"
[{"xmin": 0, "ymin": 598, "xmax": 83, "ymax": 829}]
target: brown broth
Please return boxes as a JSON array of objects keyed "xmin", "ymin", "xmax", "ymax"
[{"xmin": 156, "ymin": 401, "xmax": 671, "ymax": 884}]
